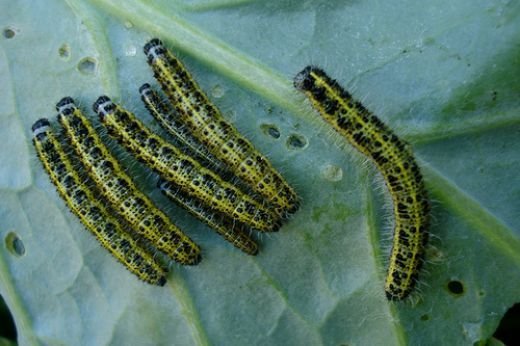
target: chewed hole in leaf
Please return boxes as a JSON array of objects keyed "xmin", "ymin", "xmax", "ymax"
[
  {"xmin": 58, "ymin": 43, "xmax": 70, "ymax": 59},
  {"xmin": 286, "ymin": 133, "xmax": 308, "ymax": 150},
  {"xmin": 3, "ymin": 27, "xmax": 16, "ymax": 39},
  {"xmin": 5, "ymin": 231, "xmax": 25, "ymax": 257},
  {"xmin": 447, "ymin": 280, "xmax": 464, "ymax": 296},
  {"xmin": 77, "ymin": 57, "xmax": 97, "ymax": 75},
  {"xmin": 260, "ymin": 124, "xmax": 280, "ymax": 139}
]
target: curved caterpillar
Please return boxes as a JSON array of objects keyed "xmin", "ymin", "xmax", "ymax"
[
  {"xmin": 139, "ymin": 83, "xmax": 227, "ymax": 173},
  {"xmin": 93, "ymin": 96, "xmax": 281, "ymax": 233},
  {"xmin": 143, "ymin": 38, "xmax": 299, "ymax": 216},
  {"xmin": 56, "ymin": 97, "xmax": 201, "ymax": 265},
  {"xmin": 32, "ymin": 118, "xmax": 167, "ymax": 285},
  {"xmin": 294, "ymin": 66, "xmax": 429, "ymax": 300},
  {"xmin": 158, "ymin": 179, "xmax": 258, "ymax": 256}
]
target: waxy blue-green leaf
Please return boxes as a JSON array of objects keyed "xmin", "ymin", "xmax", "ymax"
[{"xmin": 1, "ymin": 0, "xmax": 519, "ymax": 345}]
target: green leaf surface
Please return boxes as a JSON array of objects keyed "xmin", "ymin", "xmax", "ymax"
[{"xmin": 1, "ymin": 0, "xmax": 519, "ymax": 345}]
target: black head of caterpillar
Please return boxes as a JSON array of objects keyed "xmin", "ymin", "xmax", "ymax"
[
  {"xmin": 144, "ymin": 38, "xmax": 168, "ymax": 65},
  {"xmin": 142, "ymin": 38, "xmax": 300, "ymax": 218},
  {"xmin": 56, "ymin": 96, "xmax": 202, "ymax": 266},
  {"xmin": 294, "ymin": 66, "xmax": 430, "ymax": 301},
  {"xmin": 31, "ymin": 118, "xmax": 168, "ymax": 286},
  {"xmin": 94, "ymin": 95, "xmax": 282, "ymax": 233}
]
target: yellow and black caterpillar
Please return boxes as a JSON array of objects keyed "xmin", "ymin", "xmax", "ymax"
[{"xmin": 294, "ymin": 66, "xmax": 430, "ymax": 300}]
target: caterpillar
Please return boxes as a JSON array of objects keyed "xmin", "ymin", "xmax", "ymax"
[
  {"xmin": 56, "ymin": 97, "xmax": 201, "ymax": 265},
  {"xmin": 158, "ymin": 178, "xmax": 258, "ymax": 256},
  {"xmin": 143, "ymin": 38, "xmax": 299, "ymax": 216},
  {"xmin": 294, "ymin": 66, "xmax": 429, "ymax": 301},
  {"xmin": 32, "ymin": 118, "xmax": 167, "ymax": 285},
  {"xmin": 93, "ymin": 96, "xmax": 281, "ymax": 233},
  {"xmin": 139, "ymin": 83, "xmax": 227, "ymax": 173}
]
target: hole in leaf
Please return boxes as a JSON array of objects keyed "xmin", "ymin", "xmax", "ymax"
[
  {"xmin": 77, "ymin": 57, "xmax": 97, "ymax": 75},
  {"xmin": 260, "ymin": 124, "xmax": 280, "ymax": 139},
  {"xmin": 58, "ymin": 43, "xmax": 70, "ymax": 59},
  {"xmin": 447, "ymin": 280, "xmax": 464, "ymax": 295},
  {"xmin": 286, "ymin": 133, "xmax": 308, "ymax": 150},
  {"xmin": 3, "ymin": 27, "xmax": 16, "ymax": 39},
  {"xmin": 5, "ymin": 232, "xmax": 25, "ymax": 257},
  {"xmin": 420, "ymin": 314, "xmax": 430, "ymax": 321}
]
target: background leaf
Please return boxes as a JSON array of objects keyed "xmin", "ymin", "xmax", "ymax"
[{"xmin": 1, "ymin": 0, "xmax": 519, "ymax": 345}]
